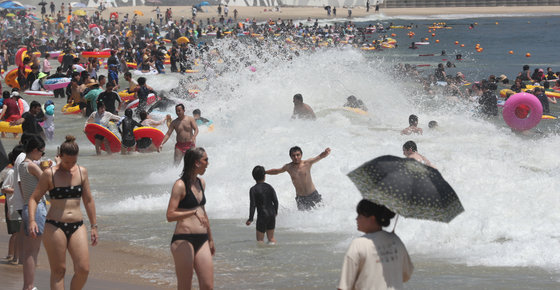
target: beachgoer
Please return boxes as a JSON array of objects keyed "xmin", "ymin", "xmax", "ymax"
[
  {"xmin": 338, "ymin": 199, "xmax": 413, "ymax": 290},
  {"xmin": 97, "ymin": 82, "xmax": 121, "ymax": 115},
  {"xmin": 161, "ymin": 104, "xmax": 199, "ymax": 166},
  {"xmin": 478, "ymin": 84, "xmax": 498, "ymax": 117},
  {"xmin": 428, "ymin": 120, "xmax": 438, "ymax": 129},
  {"xmin": 510, "ymin": 78, "xmax": 526, "ymax": 93},
  {"xmin": 518, "ymin": 65, "xmax": 531, "ymax": 81},
  {"xmin": 42, "ymin": 100, "xmax": 55, "ymax": 142},
  {"xmin": 124, "ymin": 71, "xmax": 138, "ymax": 92},
  {"xmin": 129, "ymin": 77, "xmax": 154, "ymax": 115},
  {"xmin": 166, "ymin": 147, "xmax": 214, "ymax": 290},
  {"xmin": 28, "ymin": 135, "xmax": 98, "ymax": 290},
  {"xmin": 83, "ymin": 79, "xmax": 102, "ymax": 116},
  {"xmin": 533, "ymin": 87, "xmax": 551, "ymax": 115},
  {"xmin": 292, "ymin": 93, "xmax": 316, "ymax": 120},
  {"xmin": 11, "ymin": 101, "xmax": 46, "ymax": 140},
  {"xmin": 118, "ymin": 108, "xmax": 143, "ymax": 154},
  {"xmin": 18, "ymin": 135, "xmax": 48, "ymax": 290},
  {"xmin": 86, "ymin": 101, "xmax": 121, "ymax": 155},
  {"xmin": 2, "ymin": 147, "xmax": 24, "ymax": 265},
  {"xmin": 343, "ymin": 95, "xmax": 368, "ymax": 111},
  {"xmin": 401, "ymin": 114, "xmax": 423, "ymax": 135},
  {"xmin": 403, "ymin": 140, "xmax": 434, "ymax": 168},
  {"xmin": 246, "ymin": 165, "xmax": 278, "ymax": 244},
  {"xmin": 193, "ymin": 109, "xmax": 213, "ymax": 127},
  {"xmin": 265, "ymin": 146, "xmax": 331, "ymax": 210}
]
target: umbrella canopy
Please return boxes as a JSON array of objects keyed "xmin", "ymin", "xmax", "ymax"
[
  {"xmin": 0, "ymin": 1, "xmax": 25, "ymax": 9},
  {"xmin": 347, "ymin": 155, "xmax": 464, "ymax": 223},
  {"xmin": 133, "ymin": 10, "xmax": 143, "ymax": 16},
  {"xmin": 70, "ymin": 2, "xmax": 87, "ymax": 8},
  {"xmin": 6, "ymin": 12, "xmax": 15, "ymax": 17},
  {"xmin": 177, "ymin": 36, "xmax": 189, "ymax": 44},
  {"xmin": 199, "ymin": 1, "xmax": 210, "ymax": 6},
  {"xmin": 73, "ymin": 9, "xmax": 86, "ymax": 16},
  {"xmin": 88, "ymin": 23, "xmax": 98, "ymax": 29},
  {"xmin": 38, "ymin": 1, "xmax": 47, "ymax": 6}
]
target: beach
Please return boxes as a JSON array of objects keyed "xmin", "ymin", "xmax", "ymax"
[
  {"xmin": 2, "ymin": 3, "xmax": 560, "ymax": 289},
  {"xmin": 99, "ymin": 5, "xmax": 560, "ymax": 23}
]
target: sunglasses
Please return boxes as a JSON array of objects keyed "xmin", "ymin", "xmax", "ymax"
[{"xmin": 38, "ymin": 148, "xmax": 45, "ymax": 156}]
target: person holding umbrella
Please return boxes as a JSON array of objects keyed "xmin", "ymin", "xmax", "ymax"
[{"xmin": 338, "ymin": 199, "xmax": 413, "ymax": 290}]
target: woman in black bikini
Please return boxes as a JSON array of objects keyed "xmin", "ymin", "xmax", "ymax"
[
  {"xmin": 166, "ymin": 147, "xmax": 215, "ymax": 290},
  {"xmin": 28, "ymin": 135, "xmax": 98, "ymax": 290}
]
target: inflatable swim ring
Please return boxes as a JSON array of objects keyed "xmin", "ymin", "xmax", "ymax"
[
  {"xmin": 5, "ymin": 67, "xmax": 31, "ymax": 89},
  {"xmin": 343, "ymin": 107, "xmax": 368, "ymax": 115},
  {"xmin": 118, "ymin": 90, "xmax": 136, "ymax": 102},
  {"xmin": 61, "ymin": 103, "xmax": 81, "ymax": 115},
  {"xmin": 500, "ymin": 89, "xmax": 514, "ymax": 98},
  {"xmin": 24, "ymin": 90, "xmax": 54, "ymax": 96},
  {"xmin": 126, "ymin": 94, "xmax": 158, "ymax": 109},
  {"xmin": 0, "ymin": 121, "xmax": 22, "ymax": 133},
  {"xmin": 133, "ymin": 127, "xmax": 165, "ymax": 148},
  {"xmin": 542, "ymin": 115, "xmax": 557, "ymax": 119},
  {"xmin": 47, "ymin": 51, "xmax": 62, "ymax": 58},
  {"xmin": 84, "ymin": 123, "xmax": 121, "ymax": 153},
  {"xmin": 44, "ymin": 77, "xmax": 71, "ymax": 91},
  {"xmin": 81, "ymin": 51, "xmax": 111, "ymax": 58},
  {"xmin": 502, "ymin": 92, "xmax": 543, "ymax": 131}
]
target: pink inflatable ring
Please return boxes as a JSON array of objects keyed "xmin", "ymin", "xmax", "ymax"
[{"xmin": 502, "ymin": 92, "xmax": 543, "ymax": 131}]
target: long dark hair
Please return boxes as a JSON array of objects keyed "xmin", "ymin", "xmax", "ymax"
[{"xmin": 180, "ymin": 147, "xmax": 206, "ymax": 185}]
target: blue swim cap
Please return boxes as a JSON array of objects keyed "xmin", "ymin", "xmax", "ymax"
[{"xmin": 46, "ymin": 104, "xmax": 55, "ymax": 116}]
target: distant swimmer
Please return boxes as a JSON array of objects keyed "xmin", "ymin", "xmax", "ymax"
[
  {"xmin": 343, "ymin": 95, "xmax": 368, "ymax": 112},
  {"xmin": 265, "ymin": 146, "xmax": 331, "ymax": 210},
  {"xmin": 292, "ymin": 93, "xmax": 316, "ymax": 120},
  {"xmin": 161, "ymin": 104, "xmax": 199, "ymax": 165},
  {"xmin": 401, "ymin": 114, "xmax": 423, "ymax": 135},
  {"xmin": 428, "ymin": 120, "xmax": 438, "ymax": 129},
  {"xmin": 246, "ymin": 166, "xmax": 279, "ymax": 244},
  {"xmin": 193, "ymin": 109, "xmax": 213, "ymax": 126},
  {"xmin": 403, "ymin": 140, "xmax": 434, "ymax": 168}
]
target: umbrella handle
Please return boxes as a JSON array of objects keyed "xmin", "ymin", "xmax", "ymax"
[{"xmin": 392, "ymin": 215, "xmax": 399, "ymax": 233}]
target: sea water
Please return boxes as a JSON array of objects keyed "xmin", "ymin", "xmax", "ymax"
[{"xmin": 36, "ymin": 15, "xmax": 560, "ymax": 288}]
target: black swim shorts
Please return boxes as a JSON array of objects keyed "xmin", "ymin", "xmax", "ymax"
[{"xmin": 295, "ymin": 191, "xmax": 322, "ymax": 211}]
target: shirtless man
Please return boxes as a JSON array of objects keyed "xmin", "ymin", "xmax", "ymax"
[
  {"xmin": 266, "ymin": 146, "xmax": 331, "ymax": 210},
  {"xmin": 292, "ymin": 93, "xmax": 316, "ymax": 120},
  {"xmin": 160, "ymin": 104, "xmax": 199, "ymax": 165},
  {"xmin": 401, "ymin": 114, "xmax": 423, "ymax": 135},
  {"xmin": 402, "ymin": 141, "xmax": 434, "ymax": 168}
]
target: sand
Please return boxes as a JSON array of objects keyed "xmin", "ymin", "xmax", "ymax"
[
  {"xmin": 0, "ymin": 221, "xmax": 170, "ymax": 289},
  {"xmin": 94, "ymin": 5, "xmax": 560, "ymax": 24}
]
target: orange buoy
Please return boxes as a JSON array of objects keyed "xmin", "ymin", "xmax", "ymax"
[
  {"xmin": 431, "ymin": 33, "xmax": 435, "ymax": 37},
  {"xmin": 460, "ymin": 44, "xmax": 465, "ymax": 47},
  {"xmin": 495, "ymin": 22, "xmax": 499, "ymax": 25},
  {"xmin": 526, "ymin": 53, "xmax": 531, "ymax": 57},
  {"xmin": 436, "ymin": 39, "xmax": 440, "ymax": 43},
  {"xmin": 454, "ymin": 41, "xmax": 459, "ymax": 45},
  {"xmin": 391, "ymin": 33, "xmax": 396, "ymax": 37},
  {"xmin": 509, "ymin": 50, "xmax": 514, "ymax": 54},
  {"xmin": 428, "ymin": 29, "xmax": 432, "ymax": 33},
  {"xmin": 424, "ymin": 37, "xmax": 429, "ymax": 41}
]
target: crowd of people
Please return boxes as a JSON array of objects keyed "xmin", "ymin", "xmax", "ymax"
[{"xmin": 1, "ymin": 2, "xmax": 558, "ymax": 290}]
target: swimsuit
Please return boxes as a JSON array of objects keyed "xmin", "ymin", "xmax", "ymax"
[
  {"xmin": 295, "ymin": 190, "xmax": 322, "ymax": 211},
  {"xmin": 175, "ymin": 141, "xmax": 195, "ymax": 154},
  {"xmin": 171, "ymin": 178, "xmax": 208, "ymax": 253},
  {"xmin": 46, "ymin": 167, "xmax": 84, "ymax": 240}
]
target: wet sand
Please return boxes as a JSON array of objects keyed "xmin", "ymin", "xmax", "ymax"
[
  {"xmin": 0, "ymin": 221, "xmax": 170, "ymax": 289},
  {"xmin": 98, "ymin": 5, "xmax": 560, "ymax": 24}
]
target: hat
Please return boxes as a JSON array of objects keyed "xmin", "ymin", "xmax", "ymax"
[
  {"xmin": 85, "ymin": 79, "xmax": 99, "ymax": 87},
  {"xmin": 11, "ymin": 91, "xmax": 20, "ymax": 98},
  {"xmin": 38, "ymin": 72, "xmax": 47, "ymax": 79},
  {"xmin": 497, "ymin": 74, "xmax": 508, "ymax": 81}
]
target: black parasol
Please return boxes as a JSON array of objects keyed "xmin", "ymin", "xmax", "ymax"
[{"xmin": 347, "ymin": 155, "xmax": 464, "ymax": 223}]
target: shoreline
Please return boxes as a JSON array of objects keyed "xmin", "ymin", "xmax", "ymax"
[
  {"xmin": 0, "ymin": 221, "xmax": 169, "ymax": 289},
  {"xmin": 97, "ymin": 6, "xmax": 560, "ymax": 24}
]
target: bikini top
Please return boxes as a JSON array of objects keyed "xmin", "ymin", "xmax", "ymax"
[
  {"xmin": 49, "ymin": 166, "xmax": 83, "ymax": 200},
  {"xmin": 178, "ymin": 177, "xmax": 206, "ymax": 209}
]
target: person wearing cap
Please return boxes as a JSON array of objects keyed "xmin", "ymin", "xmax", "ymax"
[
  {"xmin": 11, "ymin": 90, "xmax": 29, "ymax": 113},
  {"xmin": 83, "ymin": 79, "xmax": 102, "ymax": 116},
  {"xmin": 30, "ymin": 72, "xmax": 48, "ymax": 91},
  {"xmin": 497, "ymin": 74, "xmax": 509, "ymax": 85}
]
